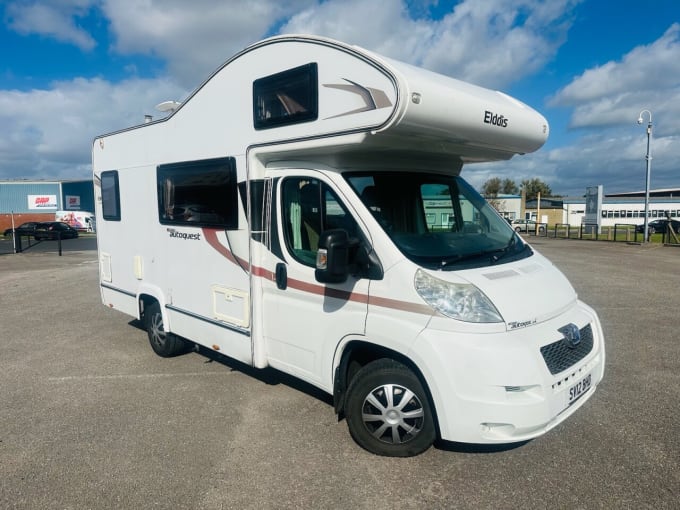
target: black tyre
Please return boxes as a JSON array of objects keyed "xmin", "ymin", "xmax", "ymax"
[
  {"xmin": 145, "ymin": 301, "xmax": 190, "ymax": 357},
  {"xmin": 345, "ymin": 359, "xmax": 436, "ymax": 457}
]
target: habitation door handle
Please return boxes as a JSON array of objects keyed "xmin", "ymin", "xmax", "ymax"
[{"xmin": 275, "ymin": 263, "xmax": 287, "ymax": 290}]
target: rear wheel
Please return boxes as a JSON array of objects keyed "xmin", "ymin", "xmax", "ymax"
[
  {"xmin": 345, "ymin": 359, "xmax": 436, "ymax": 457},
  {"xmin": 145, "ymin": 301, "xmax": 190, "ymax": 357}
]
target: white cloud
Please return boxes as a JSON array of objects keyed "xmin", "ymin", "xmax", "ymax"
[
  {"xmin": 5, "ymin": 0, "xmax": 97, "ymax": 51},
  {"xmin": 281, "ymin": 0, "xmax": 580, "ymax": 88},
  {"xmin": 550, "ymin": 23, "xmax": 680, "ymax": 132},
  {"xmin": 1, "ymin": 0, "xmax": 676, "ymax": 196},
  {"xmin": 525, "ymin": 23, "xmax": 680, "ymax": 195},
  {"xmin": 101, "ymin": 0, "xmax": 316, "ymax": 88},
  {"xmin": 0, "ymin": 76, "xmax": 186, "ymax": 179}
]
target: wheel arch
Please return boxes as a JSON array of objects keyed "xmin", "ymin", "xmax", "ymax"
[
  {"xmin": 137, "ymin": 286, "xmax": 169, "ymax": 327},
  {"xmin": 333, "ymin": 340, "xmax": 440, "ymax": 436}
]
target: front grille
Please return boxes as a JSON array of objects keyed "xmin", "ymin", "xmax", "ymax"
[{"xmin": 540, "ymin": 324, "xmax": 594, "ymax": 375}]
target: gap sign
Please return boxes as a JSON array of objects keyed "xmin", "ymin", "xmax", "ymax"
[{"xmin": 28, "ymin": 195, "xmax": 58, "ymax": 209}]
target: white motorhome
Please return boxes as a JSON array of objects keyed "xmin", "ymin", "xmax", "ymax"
[{"xmin": 93, "ymin": 35, "xmax": 604, "ymax": 457}]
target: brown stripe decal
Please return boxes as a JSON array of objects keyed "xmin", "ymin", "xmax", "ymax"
[
  {"xmin": 202, "ymin": 229, "xmax": 430, "ymax": 315},
  {"xmin": 368, "ymin": 295, "xmax": 433, "ymax": 315},
  {"xmin": 285, "ymin": 276, "xmax": 369, "ymax": 304},
  {"xmin": 202, "ymin": 228, "xmax": 249, "ymax": 269}
]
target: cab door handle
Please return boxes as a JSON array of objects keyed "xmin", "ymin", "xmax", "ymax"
[{"xmin": 275, "ymin": 263, "xmax": 287, "ymax": 290}]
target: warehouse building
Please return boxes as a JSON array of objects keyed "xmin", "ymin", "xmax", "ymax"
[
  {"xmin": 2, "ymin": 177, "xmax": 678, "ymax": 234},
  {"xmin": 0, "ymin": 180, "xmax": 95, "ymax": 232}
]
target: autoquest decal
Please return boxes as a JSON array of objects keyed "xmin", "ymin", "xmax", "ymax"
[{"xmin": 167, "ymin": 228, "xmax": 201, "ymax": 240}]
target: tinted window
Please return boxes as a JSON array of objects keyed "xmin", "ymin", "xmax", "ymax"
[
  {"xmin": 346, "ymin": 172, "xmax": 530, "ymax": 270},
  {"xmin": 101, "ymin": 171, "xmax": 121, "ymax": 221},
  {"xmin": 253, "ymin": 63, "xmax": 318, "ymax": 130},
  {"xmin": 281, "ymin": 177, "xmax": 358, "ymax": 266},
  {"xmin": 157, "ymin": 157, "xmax": 238, "ymax": 229}
]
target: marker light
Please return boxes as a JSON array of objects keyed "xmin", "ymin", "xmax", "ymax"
[{"xmin": 414, "ymin": 269, "xmax": 503, "ymax": 323}]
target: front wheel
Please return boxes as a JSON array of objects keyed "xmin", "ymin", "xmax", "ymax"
[
  {"xmin": 145, "ymin": 301, "xmax": 190, "ymax": 357},
  {"xmin": 345, "ymin": 359, "xmax": 436, "ymax": 457}
]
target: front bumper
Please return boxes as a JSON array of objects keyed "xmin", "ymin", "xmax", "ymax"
[{"xmin": 411, "ymin": 300, "xmax": 605, "ymax": 444}]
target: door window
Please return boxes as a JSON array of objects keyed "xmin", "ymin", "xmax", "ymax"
[{"xmin": 281, "ymin": 177, "xmax": 358, "ymax": 266}]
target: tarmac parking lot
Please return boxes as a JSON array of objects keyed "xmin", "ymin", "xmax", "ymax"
[{"xmin": 0, "ymin": 236, "xmax": 678, "ymax": 509}]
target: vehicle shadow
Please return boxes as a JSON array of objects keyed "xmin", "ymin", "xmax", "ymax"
[
  {"xmin": 127, "ymin": 319, "xmax": 334, "ymax": 407},
  {"xmin": 129, "ymin": 318, "xmax": 533, "ymax": 454},
  {"xmin": 434, "ymin": 439, "xmax": 530, "ymax": 454}
]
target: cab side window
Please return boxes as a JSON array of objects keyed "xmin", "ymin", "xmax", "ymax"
[{"xmin": 281, "ymin": 177, "xmax": 358, "ymax": 266}]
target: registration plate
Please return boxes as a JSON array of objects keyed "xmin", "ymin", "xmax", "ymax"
[{"xmin": 568, "ymin": 373, "xmax": 592, "ymax": 406}]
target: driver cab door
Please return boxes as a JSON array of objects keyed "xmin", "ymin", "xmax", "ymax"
[{"xmin": 260, "ymin": 170, "xmax": 370, "ymax": 389}]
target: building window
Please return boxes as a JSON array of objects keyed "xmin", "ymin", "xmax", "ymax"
[
  {"xmin": 101, "ymin": 171, "xmax": 121, "ymax": 221},
  {"xmin": 157, "ymin": 157, "xmax": 238, "ymax": 229},
  {"xmin": 253, "ymin": 63, "xmax": 318, "ymax": 130}
]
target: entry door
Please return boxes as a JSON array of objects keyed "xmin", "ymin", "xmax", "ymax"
[{"xmin": 260, "ymin": 171, "xmax": 369, "ymax": 389}]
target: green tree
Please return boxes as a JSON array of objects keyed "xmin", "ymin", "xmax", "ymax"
[
  {"xmin": 521, "ymin": 178, "xmax": 553, "ymax": 201},
  {"xmin": 501, "ymin": 178, "xmax": 519, "ymax": 195},
  {"xmin": 482, "ymin": 177, "xmax": 519, "ymax": 197},
  {"xmin": 481, "ymin": 177, "xmax": 502, "ymax": 197}
]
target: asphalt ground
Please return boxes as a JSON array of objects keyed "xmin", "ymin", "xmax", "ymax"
[{"xmin": 0, "ymin": 235, "xmax": 678, "ymax": 509}]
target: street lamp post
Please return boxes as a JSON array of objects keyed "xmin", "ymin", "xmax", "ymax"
[{"xmin": 637, "ymin": 110, "xmax": 653, "ymax": 242}]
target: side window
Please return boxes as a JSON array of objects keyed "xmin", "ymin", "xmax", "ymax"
[
  {"xmin": 421, "ymin": 183, "xmax": 456, "ymax": 232},
  {"xmin": 101, "ymin": 170, "xmax": 121, "ymax": 221},
  {"xmin": 157, "ymin": 157, "xmax": 238, "ymax": 229},
  {"xmin": 253, "ymin": 63, "xmax": 318, "ymax": 130},
  {"xmin": 420, "ymin": 183, "xmax": 485, "ymax": 233},
  {"xmin": 281, "ymin": 177, "xmax": 358, "ymax": 266}
]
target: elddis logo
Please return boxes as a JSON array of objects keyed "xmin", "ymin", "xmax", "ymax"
[
  {"xmin": 167, "ymin": 228, "xmax": 200, "ymax": 241},
  {"xmin": 484, "ymin": 110, "xmax": 509, "ymax": 128}
]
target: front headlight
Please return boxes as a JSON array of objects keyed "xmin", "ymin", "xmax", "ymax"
[{"xmin": 414, "ymin": 269, "xmax": 503, "ymax": 323}]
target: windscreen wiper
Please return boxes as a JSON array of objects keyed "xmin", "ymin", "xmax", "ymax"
[
  {"xmin": 489, "ymin": 235, "xmax": 531, "ymax": 264},
  {"xmin": 439, "ymin": 235, "xmax": 529, "ymax": 267}
]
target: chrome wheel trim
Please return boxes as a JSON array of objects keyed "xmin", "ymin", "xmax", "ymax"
[
  {"xmin": 361, "ymin": 383, "xmax": 425, "ymax": 444},
  {"xmin": 149, "ymin": 312, "xmax": 166, "ymax": 349}
]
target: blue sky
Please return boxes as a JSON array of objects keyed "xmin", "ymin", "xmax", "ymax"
[{"xmin": 0, "ymin": 0, "xmax": 678, "ymax": 196}]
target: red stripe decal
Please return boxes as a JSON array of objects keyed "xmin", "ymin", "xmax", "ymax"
[
  {"xmin": 202, "ymin": 228, "xmax": 430, "ymax": 314},
  {"xmin": 202, "ymin": 228, "xmax": 250, "ymax": 270},
  {"xmin": 368, "ymin": 295, "xmax": 432, "ymax": 315}
]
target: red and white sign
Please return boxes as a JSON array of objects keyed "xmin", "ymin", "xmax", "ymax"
[
  {"xmin": 28, "ymin": 195, "xmax": 58, "ymax": 209},
  {"xmin": 66, "ymin": 195, "xmax": 81, "ymax": 210}
]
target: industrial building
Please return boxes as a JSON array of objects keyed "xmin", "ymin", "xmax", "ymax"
[
  {"xmin": 1, "ymin": 177, "xmax": 678, "ymax": 234},
  {"xmin": 0, "ymin": 180, "xmax": 95, "ymax": 232},
  {"xmin": 526, "ymin": 188, "xmax": 680, "ymax": 228}
]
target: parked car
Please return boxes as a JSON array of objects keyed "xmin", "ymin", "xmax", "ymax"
[
  {"xmin": 3, "ymin": 222, "xmax": 39, "ymax": 237},
  {"xmin": 635, "ymin": 219, "xmax": 680, "ymax": 235},
  {"xmin": 511, "ymin": 218, "xmax": 546, "ymax": 233},
  {"xmin": 34, "ymin": 222, "xmax": 79, "ymax": 240}
]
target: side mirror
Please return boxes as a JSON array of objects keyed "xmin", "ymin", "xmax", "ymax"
[{"xmin": 315, "ymin": 229, "xmax": 350, "ymax": 284}]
